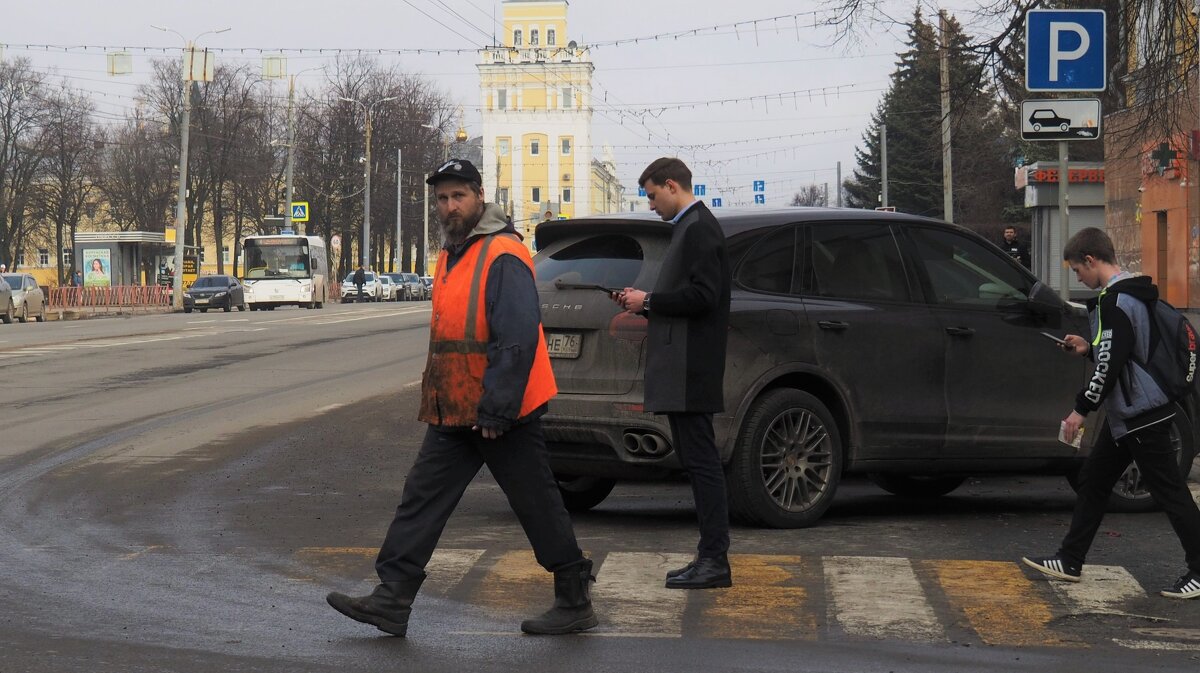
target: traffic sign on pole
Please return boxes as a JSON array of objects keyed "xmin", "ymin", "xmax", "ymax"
[
  {"xmin": 753, "ymin": 194, "xmax": 766, "ymax": 205},
  {"xmin": 711, "ymin": 198, "xmax": 722, "ymax": 208},
  {"xmin": 1021, "ymin": 99, "xmax": 1101, "ymax": 141},
  {"xmin": 752, "ymin": 180, "xmax": 765, "ymax": 192},
  {"xmin": 693, "ymin": 184, "xmax": 706, "ymax": 197},
  {"xmin": 291, "ymin": 201, "xmax": 309, "ymax": 222},
  {"xmin": 1025, "ymin": 9, "xmax": 1106, "ymax": 91}
]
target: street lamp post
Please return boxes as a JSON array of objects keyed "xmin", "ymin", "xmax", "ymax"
[
  {"xmin": 282, "ymin": 66, "xmax": 325, "ymax": 234},
  {"xmin": 152, "ymin": 24, "xmax": 230, "ymax": 310},
  {"xmin": 341, "ymin": 96, "xmax": 397, "ymax": 270}
]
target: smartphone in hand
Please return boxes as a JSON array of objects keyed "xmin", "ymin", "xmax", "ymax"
[{"xmin": 1041, "ymin": 331, "xmax": 1069, "ymax": 347}]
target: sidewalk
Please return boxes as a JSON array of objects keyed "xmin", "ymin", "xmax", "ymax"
[{"xmin": 46, "ymin": 306, "xmax": 175, "ymax": 321}]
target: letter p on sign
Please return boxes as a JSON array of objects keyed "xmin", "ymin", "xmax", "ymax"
[{"xmin": 1026, "ymin": 9, "xmax": 1106, "ymax": 92}]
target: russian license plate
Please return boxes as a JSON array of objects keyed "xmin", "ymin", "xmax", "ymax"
[
  {"xmin": 545, "ymin": 332, "xmax": 581, "ymax": 359},
  {"xmin": 195, "ymin": 298, "xmax": 209, "ymax": 304}
]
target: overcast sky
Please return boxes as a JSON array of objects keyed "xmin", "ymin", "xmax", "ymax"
[{"xmin": 7, "ymin": 0, "xmax": 987, "ymax": 208}]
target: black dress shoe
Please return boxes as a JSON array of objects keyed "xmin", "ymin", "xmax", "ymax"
[
  {"xmin": 664, "ymin": 555, "xmax": 732, "ymax": 589},
  {"xmin": 665, "ymin": 560, "xmax": 696, "ymax": 579}
]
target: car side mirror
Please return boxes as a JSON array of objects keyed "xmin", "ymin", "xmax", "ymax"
[{"xmin": 1027, "ymin": 281, "xmax": 1063, "ymax": 316}]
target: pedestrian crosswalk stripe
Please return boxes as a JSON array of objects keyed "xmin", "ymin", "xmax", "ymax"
[
  {"xmin": 425, "ymin": 548, "xmax": 486, "ymax": 595},
  {"xmin": 593, "ymin": 552, "xmax": 692, "ymax": 637},
  {"xmin": 697, "ymin": 554, "xmax": 813, "ymax": 641},
  {"xmin": 825, "ymin": 556, "xmax": 943, "ymax": 642},
  {"xmin": 473, "ymin": 550, "xmax": 548, "ymax": 617},
  {"xmin": 1051, "ymin": 564, "xmax": 1145, "ymax": 616},
  {"xmin": 928, "ymin": 560, "xmax": 1080, "ymax": 648}
]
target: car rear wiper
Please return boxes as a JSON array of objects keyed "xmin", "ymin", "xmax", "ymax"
[{"xmin": 553, "ymin": 280, "xmax": 620, "ymax": 294}]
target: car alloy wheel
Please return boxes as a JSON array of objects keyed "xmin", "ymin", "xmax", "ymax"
[
  {"xmin": 728, "ymin": 389, "xmax": 843, "ymax": 528},
  {"xmin": 19, "ymin": 304, "xmax": 27, "ymax": 323}
]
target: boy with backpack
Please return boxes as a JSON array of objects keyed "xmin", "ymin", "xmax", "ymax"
[{"xmin": 1022, "ymin": 227, "xmax": 1200, "ymax": 599}]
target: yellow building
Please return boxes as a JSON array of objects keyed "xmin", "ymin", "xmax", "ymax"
[{"xmin": 479, "ymin": 0, "xmax": 598, "ymax": 246}]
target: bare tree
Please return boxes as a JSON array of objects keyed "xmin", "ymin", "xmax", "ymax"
[
  {"xmin": 0, "ymin": 58, "xmax": 49, "ymax": 269},
  {"xmin": 94, "ymin": 110, "xmax": 177, "ymax": 233},
  {"xmin": 791, "ymin": 184, "xmax": 828, "ymax": 207},
  {"xmin": 40, "ymin": 85, "xmax": 98, "ymax": 284}
]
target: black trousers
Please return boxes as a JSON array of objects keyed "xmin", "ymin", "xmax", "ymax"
[
  {"xmin": 667, "ymin": 412, "xmax": 731, "ymax": 559},
  {"xmin": 375, "ymin": 420, "xmax": 583, "ymax": 582},
  {"xmin": 355, "ymin": 284, "xmax": 364, "ymax": 301},
  {"xmin": 1059, "ymin": 418, "xmax": 1200, "ymax": 574}
]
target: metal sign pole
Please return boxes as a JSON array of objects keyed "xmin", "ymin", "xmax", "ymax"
[{"xmin": 1058, "ymin": 140, "xmax": 1070, "ymax": 300}]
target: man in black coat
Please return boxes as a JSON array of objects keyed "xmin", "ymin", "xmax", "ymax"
[
  {"xmin": 353, "ymin": 265, "xmax": 366, "ymax": 302},
  {"xmin": 616, "ymin": 157, "xmax": 733, "ymax": 589},
  {"xmin": 1001, "ymin": 226, "xmax": 1031, "ymax": 269}
]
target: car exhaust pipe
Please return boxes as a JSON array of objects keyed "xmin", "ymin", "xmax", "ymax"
[
  {"xmin": 622, "ymin": 431, "xmax": 671, "ymax": 457},
  {"xmin": 622, "ymin": 432, "xmax": 644, "ymax": 455}
]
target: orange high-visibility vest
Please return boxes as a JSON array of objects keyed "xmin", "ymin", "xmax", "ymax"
[{"xmin": 418, "ymin": 233, "xmax": 557, "ymax": 426}]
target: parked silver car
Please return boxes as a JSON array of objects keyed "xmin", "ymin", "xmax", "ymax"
[
  {"xmin": 0, "ymin": 275, "xmax": 12, "ymax": 324},
  {"xmin": 1, "ymin": 273, "xmax": 46, "ymax": 322}
]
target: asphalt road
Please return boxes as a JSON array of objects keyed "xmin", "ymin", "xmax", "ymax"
[{"xmin": 1, "ymin": 305, "xmax": 1198, "ymax": 673}]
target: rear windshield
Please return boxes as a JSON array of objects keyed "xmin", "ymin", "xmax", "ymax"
[
  {"xmin": 192, "ymin": 276, "xmax": 230, "ymax": 288},
  {"xmin": 534, "ymin": 234, "xmax": 643, "ymax": 290}
]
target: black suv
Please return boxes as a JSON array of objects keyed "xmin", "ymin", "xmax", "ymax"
[{"xmin": 533, "ymin": 209, "xmax": 1198, "ymax": 528}]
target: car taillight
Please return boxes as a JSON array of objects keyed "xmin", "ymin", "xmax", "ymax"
[{"xmin": 608, "ymin": 311, "xmax": 648, "ymax": 341}]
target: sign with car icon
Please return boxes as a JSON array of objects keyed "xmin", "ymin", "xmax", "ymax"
[{"xmin": 1020, "ymin": 98, "xmax": 1101, "ymax": 141}]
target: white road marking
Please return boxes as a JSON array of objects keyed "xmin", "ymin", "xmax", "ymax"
[
  {"xmin": 592, "ymin": 552, "xmax": 692, "ymax": 637},
  {"xmin": 425, "ymin": 549, "xmax": 486, "ymax": 594},
  {"xmin": 313, "ymin": 403, "xmax": 347, "ymax": 413},
  {"xmin": 824, "ymin": 556, "xmax": 944, "ymax": 641},
  {"xmin": 1113, "ymin": 639, "xmax": 1200, "ymax": 651},
  {"xmin": 1051, "ymin": 564, "xmax": 1146, "ymax": 616}
]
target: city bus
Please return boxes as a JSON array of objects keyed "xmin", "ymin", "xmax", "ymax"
[{"xmin": 241, "ymin": 234, "xmax": 328, "ymax": 310}]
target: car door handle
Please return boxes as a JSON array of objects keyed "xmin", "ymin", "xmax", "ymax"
[
  {"xmin": 817, "ymin": 320, "xmax": 850, "ymax": 331},
  {"xmin": 945, "ymin": 326, "xmax": 975, "ymax": 337}
]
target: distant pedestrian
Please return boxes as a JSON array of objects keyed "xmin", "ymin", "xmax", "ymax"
[
  {"xmin": 72, "ymin": 270, "xmax": 82, "ymax": 287},
  {"xmin": 352, "ymin": 265, "xmax": 366, "ymax": 302},
  {"xmin": 613, "ymin": 157, "xmax": 733, "ymax": 590},
  {"xmin": 1001, "ymin": 225, "xmax": 1031, "ymax": 269},
  {"xmin": 325, "ymin": 158, "xmax": 597, "ymax": 636},
  {"xmin": 1022, "ymin": 227, "xmax": 1200, "ymax": 600},
  {"xmin": 0, "ymin": 264, "xmax": 6, "ymax": 273}
]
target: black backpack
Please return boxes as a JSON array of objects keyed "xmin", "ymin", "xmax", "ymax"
[{"xmin": 1139, "ymin": 299, "xmax": 1199, "ymax": 403}]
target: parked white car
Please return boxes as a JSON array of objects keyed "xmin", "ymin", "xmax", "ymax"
[
  {"xmin": 340, "ymin": 271, "xmax": 382, "ymax": 302},
  {"xmin": 378, "ymin": 275, "xmax": 397, "ymax": 301}
]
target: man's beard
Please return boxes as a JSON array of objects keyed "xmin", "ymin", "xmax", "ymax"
[{"xmin": 441, "ymin": 204, "xmax": 484, "ymax": 243}]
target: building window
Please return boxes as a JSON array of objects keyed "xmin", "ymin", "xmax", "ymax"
[
  {"xmin": 498, "ymin": 138, "xmax": 510, "ymax": 156},
  {"xmin": 37, "ymin": 248, "xmax": 49, "ymax": 266},
  {"xmin": 497, "ymin": 89, "xmax": 507, "ymax": 110},
  {"xmin": 222, "ymin": 246, "xmax": 231, "ymax": 264},
  {"xmin": 499, "ymin": 187, "xmax": 509, "ymax": 204},
  {"xmin": 532, "ymin": 187, "xmax": 541, "ymax": 203},
  {"xmin": 561, "ymin": 138, "xmax": 571, "ymax": 154},
  {"xmin": 62, "ymin": 248, "xmax": 73, "ymax": 268},
  {"xmin": 530, "ymin": 29, "xmax": 539, "ymax": 46},
  {"xmin": 547, "ymin": 29, "xmax": 556, "ymax": 46},
  {"xmin": 563, "ymin": 188, "xmax": 572, "ymax": 203},
  {"xmin": 513, "ymin": 29, "xmax": 522, "ymax": 47},
  {"xmin": 562, "ymin": 87, "xmax": 573, "ymax": 109},
  {"xmin": 530, "ymin": 139, "xmax": 540, "ymax": 156}
]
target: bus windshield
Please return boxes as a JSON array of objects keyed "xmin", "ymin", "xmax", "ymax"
[{"xmin": 244, "ymin": 239, "xmax": 310, "ymax": 279}]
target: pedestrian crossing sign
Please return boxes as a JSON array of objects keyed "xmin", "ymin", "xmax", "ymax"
[{"xmin": 291, "ymin": 201, "xmax": 309, "ymax": 222}]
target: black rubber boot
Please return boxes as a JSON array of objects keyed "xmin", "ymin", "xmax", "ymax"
[
  {"xmin": 520, "ymin": 559, "xmax": 599, "ymax": 635},
  {"xmin": 326, "ymin": 576, "xmax": 424, "ymax": 636}
]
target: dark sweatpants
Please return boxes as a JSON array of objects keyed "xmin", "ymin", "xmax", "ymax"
[
  {"xmin": 1059, "ymin": 418, "xmax": 1200, "ymax": 574},
  {"xmin": 375, "ymin": 420, "xmax": 583, "ymax": 582},
  {"xmin": 668, "ymin": 412, "xmax": 731, "ymax": 559}
]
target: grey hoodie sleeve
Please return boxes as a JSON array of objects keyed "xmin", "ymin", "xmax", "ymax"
[{"xmin": 476, "ymin": 254, "xmax": 540, "ymax": 430}]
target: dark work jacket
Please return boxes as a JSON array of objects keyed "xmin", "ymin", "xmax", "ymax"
[
  {"xmin": 1001, "ymin": 238, "xmax": 1031, "ymax": 269},
  {"xmin": 353, "ymin": 268, "xmax": 365, "ymax": 287},
  {"xmin": 643, "ymin": 201, "xmax": 731, "ymax": 413}
]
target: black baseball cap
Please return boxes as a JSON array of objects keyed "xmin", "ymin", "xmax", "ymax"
[{"xmin": 426, "ymin": 159, "xmax": 482, "ymax": 186}]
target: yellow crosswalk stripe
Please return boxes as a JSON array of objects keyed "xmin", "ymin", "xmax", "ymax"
[
  {"xmin": 695, "ymin": 554, "xmax": 813, "ymax": 641},
  {"xmin": 927, "ymin": 560, "xmax": 1082, "ymax": 648},
  {"xmin": 472, "ymin": 550, "xmax": 549, "ymax": 617}
]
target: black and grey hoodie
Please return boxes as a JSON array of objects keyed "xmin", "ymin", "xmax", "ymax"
[{"xmin": 1074, "ymin": 274, "xmax": 1175, "ymax": 438}]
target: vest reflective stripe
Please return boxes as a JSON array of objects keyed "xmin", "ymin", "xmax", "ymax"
[{"xmin": 418, "ymin": 233, "xmax": 557, "ymax": 426}]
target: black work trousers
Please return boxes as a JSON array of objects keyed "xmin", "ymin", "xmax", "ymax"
[
  {"xmin": 375, "ymin": 420, "xmax": 583, "ymax": 582},
  {"xmin": 667, "ymin": 412, "xmax": 731, "ymax": 559},
  {"xmin": 1059, "ymin": 417, "xmax": 1200, "ymax": 574}
]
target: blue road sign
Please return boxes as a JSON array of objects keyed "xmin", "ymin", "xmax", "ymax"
[
  {"xmin": 1026, "ymin": 9, "xmax": 1106, "ymax": 91},
  {"xmin": 754, "ymin": 194, "xmax": 766, "ymax": 205},
  {"xmin": 753, "ymin": 180, "xmax": 765, "ymax": 192},
  {"xmin": 638, "ymin": 187, "xmax": 646, "ymax": 197},
  {"xmin": 290, "ymin": 201, "xmax": 309, "ymax": 222},
  {"xmin": 693, "ymin": 184, "xmax": 706, "ymax": 197},
  {"xmin": 711, "ymin": 198, "xmax": 722, "ymax": 208}
]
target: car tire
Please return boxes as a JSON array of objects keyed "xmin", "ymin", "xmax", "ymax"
[
  {"xmin": 727, "ymin": 389, "xmax": 843, "ymax": 528},
  {"xmin": 867, "ymin": 474, "xmax": 966, "ymax": 498},
  {"xmin": 223, "ymin": 302, "xmax": 232, "ymax": 312},
  {"xmin": 35, "ymin": 301, "xmax": 46, "ymax": 322},
  {"xmin": 200, "ymin": 308, "xmax": 208, "ymax": 313},
  {"xmin": 18, "ymin": 304, "xmax": 27, "ymax": 323},
  {"xmin": 555, "ymin": 475, "xmax": 617, "ymax": 511},
  {"xmin": 2, "ymin": 300, "xmax": 13, "ymax": 324},
  {"xmin": 1065, "ymin": 403, "xmax": 1196, "ymax": 513},
  {"xmin": 238, "ymin": 303, "xmax": 246, "ymax": 311},
  {"xmin": 184, "ymin": 307, "xmax": 193, "ymax": 314}
]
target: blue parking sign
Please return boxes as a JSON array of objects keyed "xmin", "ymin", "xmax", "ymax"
[{"xmin": 1026, "ymin": 9, "xmax": 1105, "ymax": 91}]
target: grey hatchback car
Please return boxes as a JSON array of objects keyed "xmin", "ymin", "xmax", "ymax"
[{"xmin": 532, "ymin": 208, "xmax": 1198, "ymax": 528}]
